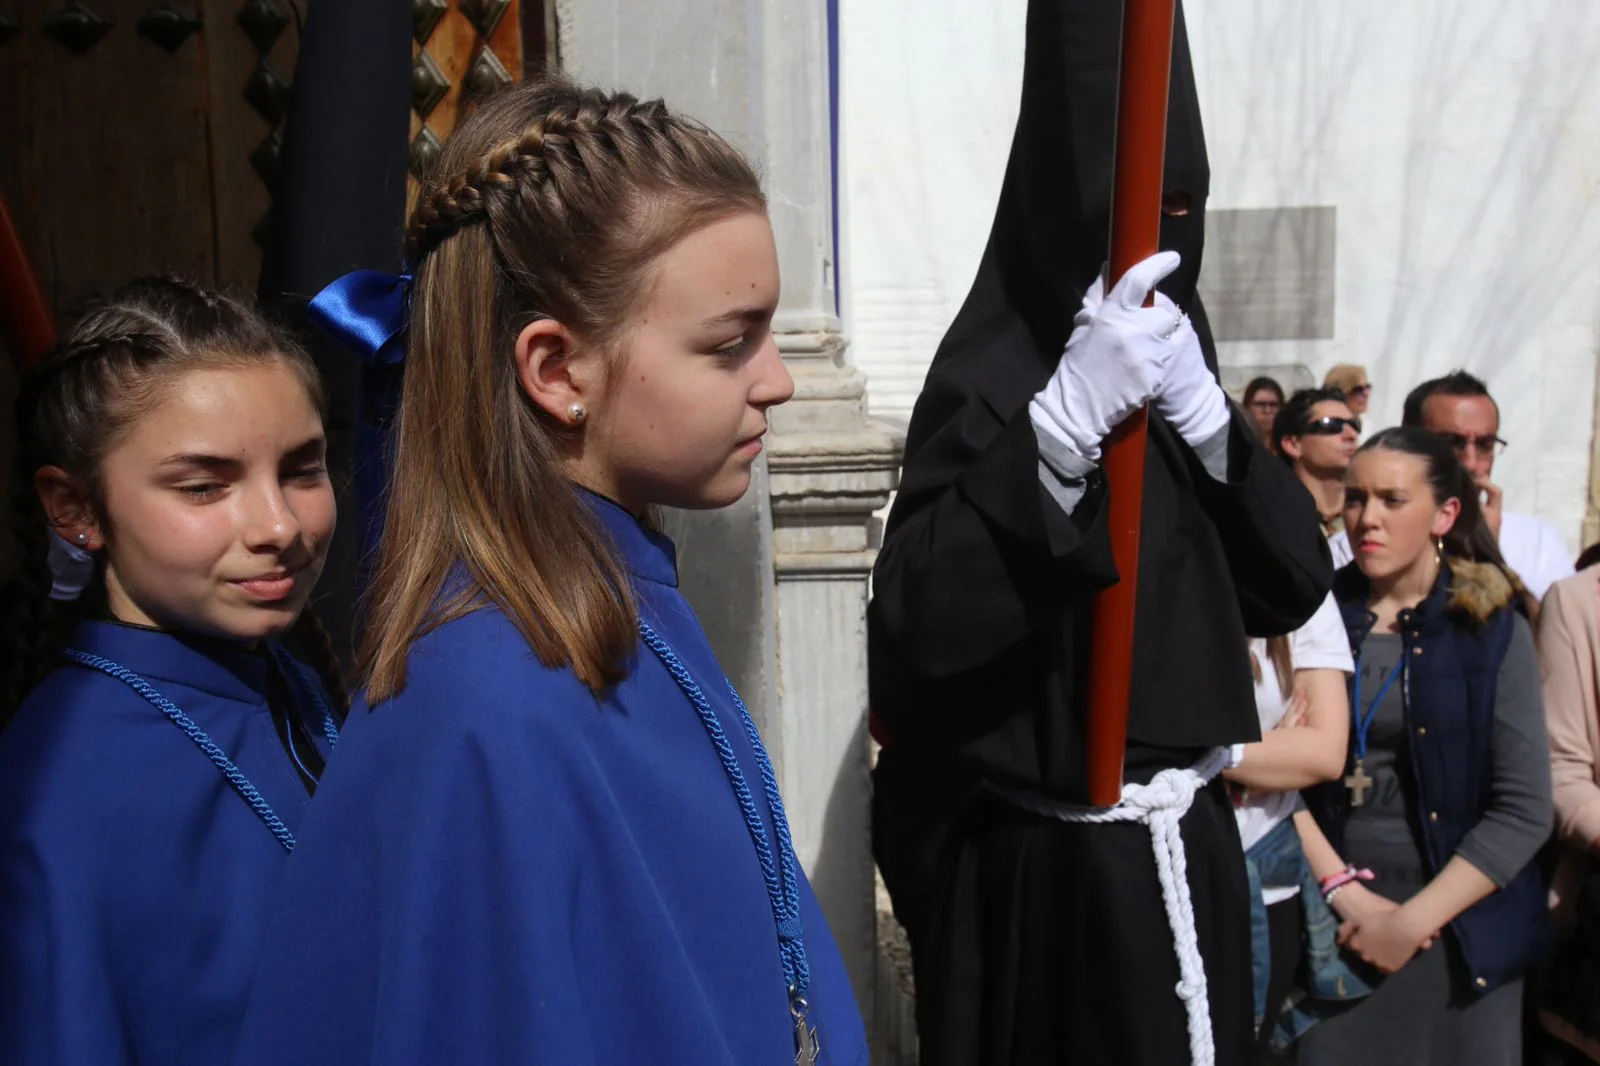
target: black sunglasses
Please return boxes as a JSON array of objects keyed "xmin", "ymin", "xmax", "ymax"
[
  {"xmin": 1302, "ymin": 415, "xmax": 1361, "ymax": 436},
  {"xmin": 1346, "ymin": 384, "xmax": 1373, "ymax": 397}
]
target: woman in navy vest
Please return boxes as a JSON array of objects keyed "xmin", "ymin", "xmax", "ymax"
[{"xmin": 1296, "ymin": 427, "xmax": 1552, "ymax": 1066}]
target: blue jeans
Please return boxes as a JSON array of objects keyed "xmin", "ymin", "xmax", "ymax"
[{"xmin": 1244, "ymin": 816, "xmax": 1375, "ymax": 1049}]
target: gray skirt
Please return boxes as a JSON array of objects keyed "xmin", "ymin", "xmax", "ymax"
[{"xmin": 1293, "ymin": 935, "xmax": 1523, "ymax": 1066}]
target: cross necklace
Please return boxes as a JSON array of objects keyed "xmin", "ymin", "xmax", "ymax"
[
  {"xmin": 1348, "ymin": 651, "xmax": 1406, "ymax": 807},
  {"xmin": 1344, "ymin": 762, "xmax": 1374, "ymax": 807}
]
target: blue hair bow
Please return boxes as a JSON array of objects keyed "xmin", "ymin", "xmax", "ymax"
[
  {"xmin": 308, "ymin": 269, "xmax": 412, "ymax": 366},
  {"xmin": 307, "ymin": 270, "xmax": 412, "ymax": 572}
]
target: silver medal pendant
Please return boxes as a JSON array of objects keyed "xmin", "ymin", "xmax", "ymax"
[{"xmin": 792, "ymin": 997, "xmax": 820, "ymax": 1066}]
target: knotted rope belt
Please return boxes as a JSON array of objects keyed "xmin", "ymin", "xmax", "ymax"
[{"xmin": 990, "ymin": 747, "xmax": 1231, "ymax": 1066}]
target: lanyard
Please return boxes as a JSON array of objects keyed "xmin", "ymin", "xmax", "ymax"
[
  {"xmin": 61, "ymin": 644, "xmax": 339, "ymax": 852},
  {"xmin": 1351, "ymin": 652, "xmax": 1405, "ymax": 762},
  {"xmin": 638, "ymin": 619, "xmax": 819, "ymax": 1055}
]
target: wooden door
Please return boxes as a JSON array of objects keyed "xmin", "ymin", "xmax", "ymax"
[{"xmin": 0, "ymin": 0, "xmax": 547, "ymax": 577}]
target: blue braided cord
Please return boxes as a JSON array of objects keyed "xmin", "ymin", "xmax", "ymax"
[
  {"xmin": 265, "ymin": 641, "xmax": 341, "ymax": 748},
  {"xmin": 62, "ymin": 650, "xmax": 298, "ymax": 853},
  {"xmin": 638, "ymin": 621, "xmax": 810, "ymax": 1000},
  {"xmin": 723, "ymin": 677, "xmax": 811, "ymax": 997}
]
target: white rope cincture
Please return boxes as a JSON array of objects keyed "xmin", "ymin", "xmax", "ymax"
[{"xmin": 992, "ymin": 747, "xmax": 1230, "ymax": 1066}]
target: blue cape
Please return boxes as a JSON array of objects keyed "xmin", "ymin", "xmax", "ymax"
[
  {"xmin": 0, "ymin": 623, "xmax": 333, "ymax": 1065},
  {"xmin": 232, "ymin": 494, "xmax": 867, "ymax": 1065}
]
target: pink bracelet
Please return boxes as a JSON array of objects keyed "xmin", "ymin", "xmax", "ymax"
[{"xmin": 1320, "ymin": 866, "xmax": 1376, "ymax": 897}]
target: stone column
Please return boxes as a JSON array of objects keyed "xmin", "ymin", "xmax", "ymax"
[
  {"xmin": 559, "ymin": 0, "xmax": 904, "ymax": 1041},
  {"xmin": 765, "ymin": 330, "xmax": 901, "ymax": 1043},
  {"xmin": 760, "ymin": 0, "xmax": 903, "ymax": 1031}
]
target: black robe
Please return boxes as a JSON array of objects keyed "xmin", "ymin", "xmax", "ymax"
[{"xmin": 868, "ymin": 2, "xmax": 1334, "ymax": 1062}]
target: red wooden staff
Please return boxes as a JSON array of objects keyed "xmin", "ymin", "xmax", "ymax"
[
  {"xmin": 0, "ymin": 190, "xmax": 54, "ymax": 371},
  {"xmin": 1086, "ymin": 0, "xmax": 1178, "ymax": 807}
]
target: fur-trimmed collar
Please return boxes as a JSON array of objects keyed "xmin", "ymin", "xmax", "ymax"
[
  {"xmin": 1333, "ymin": 555, "xmax": 1524, "ymax": 633},
  {"xmin": 1444, "ymin": 557, "xmax": 1520, "ymax": 625}
]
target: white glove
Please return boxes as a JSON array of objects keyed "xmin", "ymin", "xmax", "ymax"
[
  {"xmin": 1029, "ymin": 252, "xmax": 1184, "ymax": 464},
  {"xmin": 1152, "ymin": 300, "xmax": 1230, "ymax": 447}
]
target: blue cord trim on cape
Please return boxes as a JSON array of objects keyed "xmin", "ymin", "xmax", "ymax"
[
  {"xmin": 60, "ymin": 646, "xmax": 339, "ymax": 852},
  {"xmin": 638, "ymin": 620, "xmax": 812, "ymax": 1003}
]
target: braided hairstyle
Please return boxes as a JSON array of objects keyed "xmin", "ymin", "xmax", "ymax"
[
  {"xmin": 362, "ymin": 75, "xmax": 766, "ymax": 701},
  {"xmin": 6, "ymin": 276, "xmax": 350, "ymax": 724}
]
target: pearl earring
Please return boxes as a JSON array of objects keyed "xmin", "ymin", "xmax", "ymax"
[
  {"xmin": 75, "ymin": 532, "xmax": 89, "ymax": 546},
  {"xmin": 568, "ymin": 402, "xmax": 587, "ymax": 425}
]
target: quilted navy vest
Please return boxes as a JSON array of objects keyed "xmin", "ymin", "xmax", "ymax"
[{"xmin": 1306, "ymin": 564, "xmax": 1547, "ymax": 993}]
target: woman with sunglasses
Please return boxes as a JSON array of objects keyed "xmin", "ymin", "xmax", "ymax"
[
  {"xmin": 1293, "ymin": 427, "xmax": 1550, "ymax": 1066},
  {"xmin": 1324, "ymin": 364, "xmax": 1372, "ymax": 418}
]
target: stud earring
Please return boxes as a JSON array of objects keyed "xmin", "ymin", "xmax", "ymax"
[
  {"xmin": 568, "ymin": 402, "xmax": 587, "ymax": 425},
  {"xmin": 75, "ymin": 532, "xmax": 89, "ymax": 546}
]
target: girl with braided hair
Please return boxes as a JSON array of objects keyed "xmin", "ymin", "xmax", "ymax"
[
  {"xmin": 0, "ymin": 276, "xmax": 346, "ymax": 1066},
  {"xmin": 229, "ymin": 77, "xmax": 867, "ymax": 1066}
]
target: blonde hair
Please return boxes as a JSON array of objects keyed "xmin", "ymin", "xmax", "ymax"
[
  {"xmin": 361, "ymin": 76, "xmax": 766, "ymax": 702},
  {"xmin": 1323, "ymin": 363, "xmax": 1368, "ymax": 394}
]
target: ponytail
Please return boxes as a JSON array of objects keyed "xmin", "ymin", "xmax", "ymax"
[
  {"xmin": 285, "ymin": 608, "xmax": 350, "ymax": 715},
  {"xmin": 1437, "ymin": 458, "xmax": 1506, "ymax": 568}
]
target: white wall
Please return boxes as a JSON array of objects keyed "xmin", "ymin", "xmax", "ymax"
[
  {"xmin": 838, "ymin": 0, "xmax": 1026, "ymax": 424},
  {"xmin": 841, "ymin": 0, "xmax": 1600, "ymax": 549},
  {"xmin": 1187, "ymin": 0, "xmax": 1600, "ymax": 551}
]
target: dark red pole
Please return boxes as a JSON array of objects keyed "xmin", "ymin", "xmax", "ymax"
[
  {"xmin": 0, "ymin": 191, "xmax": 54, "ymax": 371},
  {"xmin": 1085, "ymin": 0, "xmax": 1177, "ymax": 807}
]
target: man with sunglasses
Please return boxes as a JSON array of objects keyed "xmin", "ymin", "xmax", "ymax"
[
  {"xmin": 1274, "ymin": 387, "xmax": 1361, "ymax": 568},
  {"xmin": 1404, "ymin": 370, "xmax": 1572, "ymax": 600}
]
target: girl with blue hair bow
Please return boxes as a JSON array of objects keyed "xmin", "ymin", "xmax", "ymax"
[{"xmin": 229, "ymin": 76, "xmax": 870, "ymax": 1066}]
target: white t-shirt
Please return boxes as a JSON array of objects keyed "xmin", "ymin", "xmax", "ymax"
[
  {"xmin": 1235, "ymin": 591, "xmax": 1354, "ymax": 904},
  {"xmin": 1328, "ymin": 529, "xmax": 1353, "ymax": 569},
  {"xmin": 1499, "ymin": 510, "xmax": 1572, "ymax": 602}
]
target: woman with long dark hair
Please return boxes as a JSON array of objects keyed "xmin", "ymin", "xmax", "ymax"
[
  {"xmin": 1243, "ymin": 375, "xmax": 1286, "ymax": 445},
  {"xmin": 1295, "ymin": 427, "xmax": 1551, "ymax": 1065}
]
